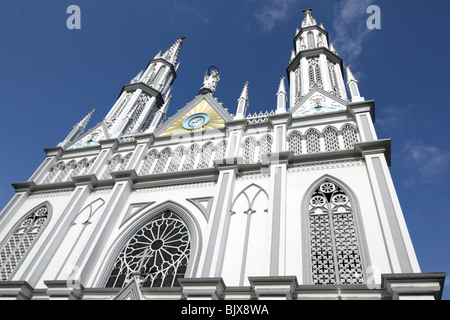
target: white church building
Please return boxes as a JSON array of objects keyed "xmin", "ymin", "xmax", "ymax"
[{"xmin": 0, "ymin": 9, "xmax": 445, "ymax": 300}]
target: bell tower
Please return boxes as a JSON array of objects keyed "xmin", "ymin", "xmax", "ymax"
[
  {"xmin": 287, "ymin": 9, "xmax": 348, "ymax": 108},
  {"xmin": 103, "ymin": 37, "xmax": 184, "ymax": 138}
]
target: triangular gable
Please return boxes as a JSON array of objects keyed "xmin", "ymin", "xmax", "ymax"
[
  {"xmin": 187, "ymin": 197, "xmax": 213, "ymax": 222},
  {"xmin": 119, "ymin": 202, "xmax": 155, "ymax": 228},
  {"xmin": 291, "ymin": 88, "xmax": 348, "ymax": 118},
  {"xmin": 67, "ymin": 122, "xmax": 109, "ymax": 150},
  {"xmin": 113, "ymin": 274, "xmax": 144, "ymax": 300},
  {"xmin": 156, "ymin": 94, "xmax": 232, "ymax": 137}
]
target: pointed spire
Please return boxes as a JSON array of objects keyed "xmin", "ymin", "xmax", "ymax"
[
  {"xmin": 130, "ymin": 70, "xmax": 143, "ymax": 84},
  {"xmin": 276, "ymin": 76, "xmax": 287, "ymax": 114},
  {"xmin": 345, "ymin": 65, "xmax": 364, "ymax": 102},
  {"xmin": 277, "ymin": 76, "xmax": 287, "ymax": 95},
  {"xmin": 301, "ymin": 8, "xmax": 317, "ymax": 28},
  {"xmin": 234, "ymin": 81, "xmax": 249, "ymax": 120},
  {"xmin": 76, "ymin": 108, "xmax": 95, "ymax": 131},
  {"xmin": 162, "ymin": 37, "xmax": 185, "ymax": 65},
  {"xmin": 239, "ymin": 81, "xmax": 249, "ymax": 101},
  {"xmin": 58, "ymin": 108, "xmax": 95, "ymax": 149},
  {"xmin": 345, "ymin": 64, "xmax": 356, "ymax": 82},
  {"xmin": 290, "ymin": 49, "xmax": 296, "ymax": 62},
  {"xmin": 330, "ymin": 43, "xmax": 338, "ymax": 55}
]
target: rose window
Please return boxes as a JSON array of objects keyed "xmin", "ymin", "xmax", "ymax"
[{"xmin": 106, "ymin": 211, "xmax": 190, "ymax": 288}]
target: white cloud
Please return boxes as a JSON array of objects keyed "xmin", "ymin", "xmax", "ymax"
[
  {"xmin": 402, "ymin": 140, "xmax": 450, "ymax": 185},
  {"xmin": 252, "ymin": 0, "xmax": 297, "ymax": 32},
  {"xmin": 332, "ymin": 0, "xmax": 374, "ymax": 62}
]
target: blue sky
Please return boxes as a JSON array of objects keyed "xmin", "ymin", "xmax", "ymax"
[{"xmin": 0, "ymin": 0, "xmax": 449, "ymax": 298}]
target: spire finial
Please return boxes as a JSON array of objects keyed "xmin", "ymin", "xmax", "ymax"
[
  {"xmin": 345, "ymin": 64, "xmax": 356, "ymax": 81},
  {"xmin": 76, "ymin": 108, "xmax": 95, "ymax": 129},
  {"xmin": 277, "ymin": 76, "xmax": 287, "ymax": 95},
  {"xmin": 302, "ymin": 8, "xmax": 317, "ymax": 28},
  {"xmin": 239, "ymin": 81, "xmax": 249, "ymax": 101},
  {"xmin": 162, "ymin": 37, "xmax": 185, "ymax": 65}
]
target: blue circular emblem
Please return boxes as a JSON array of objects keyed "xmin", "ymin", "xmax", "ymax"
[{"xmin": 182, "ymin": 113, "xmax": 210, "ymax": 130}]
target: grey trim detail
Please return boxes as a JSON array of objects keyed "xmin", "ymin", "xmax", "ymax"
[
  {"xmin": 187, "ymin": 197, "xmax": 214, "ymax": 222},
  {"xmin": 202, "ymin": 172, "xmax": 230, "ymax": 277},
  {"xmin": 372, "ymin": 157, "xmax": 412, "ymax": 273},
  {"xmin": 360, "ymin": 114, "xmax": 374, "ymax": 141},
  {"xmin": 270, "ymin": 166, "xmax": 282, "ymax": 276}
]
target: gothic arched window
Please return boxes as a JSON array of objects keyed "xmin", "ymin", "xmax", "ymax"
[
  {"xmin": 106, "ymin": 211, "xmax": 190, "ymax": 288},
  {"xmin": 323, "ymin": 127, "xmax": 340, "ymax": 152},
  {"xmin": 101, "ymin": 153, "xmax": 133, "ymax": 180},
  {"xmin": 288, "ymin": 131, "xmax": 303, "ymax": 155},
  {"xmin": 101, "ymin": 154, "xmax": 123, "ymax": 180},
  {"xmin": 197, "ymin": 142, "xmax": 215, "ymax": 169},
  {"xmin": 328, "ymin": 61, "xmax": 341, "ymax": 97},
  {"xmin": 0, "ymin": 204, "xmax": 49, "ymax": 280},
  {"xmin": 258, "ymin": 135, "xmax": 273, "ymax": 162},
  {"xmin": 42, "ymin": 161, "xmax": 65, "ymax": 184},
  {"xmin": 182, "ymin": 144, "xmax": 200, "ymax": 170},
  {"xmin": 307, "ymin": 31, "xmax": 315, "ymax": 49},
  {"xmin": 342, "ymin": 124, "xmax": 359, "ymax": 149},
  {"xmin": 214, "ymin": 140, "xmax": 228, "ymax": 161},
  {"xmin": 166, "ymin": 146, "xmax": 185, "ymax": 172},
  {"xmin": 308, "ymin": 180, "xmax": 364, "ymax": 285},
  {"xmin": 242, "ymin": 137, "xmax": 257, "ymax": 164},
  {"xmin": 306, "ymin": 129, "xmax": 321, "ymax": 153},
  {"xmin": 308, "ymin": 58, "xmax": 323, "ymax": 89},
  {"xmin": 139, "ymin": 149, "xmax": 158, "ymax": 175},
  {"xmin": 152, "ymin": 148, "xmax": 171, "ymax": 174}
]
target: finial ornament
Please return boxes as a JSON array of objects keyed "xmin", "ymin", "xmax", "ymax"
[{"xmin": 302, "ymin": 8, "xmax": 317, "ymax": 27}]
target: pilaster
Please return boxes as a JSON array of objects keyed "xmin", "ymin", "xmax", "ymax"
[
  {"xmin": 199, "ymin": 163, "xmax": 237, "ymax": 278},
  {"xmin": 72, "ymin": 170, "xmax": 137, "ymax": 286}
]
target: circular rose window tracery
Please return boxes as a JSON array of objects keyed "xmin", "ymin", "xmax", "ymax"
[{"xmin": 107, "ymin": 211, "xmax": 190, "ymax": 288}]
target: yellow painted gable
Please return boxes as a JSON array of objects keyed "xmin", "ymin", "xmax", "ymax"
[{"xmin": 161, "ymin": 99, "xmax": 225, "ymax": 136}]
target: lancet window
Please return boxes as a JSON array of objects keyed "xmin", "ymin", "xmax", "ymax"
[
  {"xmin": 100, "ymin": 153, "xmax": 133, "ymax": 180},
  {"xmin": 328, "ymin": 61, "xmax": 341, "ymax": 97},
  {"xmin": 258, "ymin": 135, "xmax": 273, "ymax": 162},
  {"xmin": 308, "ymin": 180, "xmax": 364, "ymax": 285},
  {"xmin": 288, "ymin": 131, "xmax": 303, "ymax": 155},
  {"xmin": 214, "ymin": 140, "xmax": 228, "ymax": 161},
  {"xmin": 197, "ymin": 142, "xmax": 215, "ymax": 169},
  {"xmin": 323, "ymin": 127, "xmax": 340, "ymax": 152},
  {"xmin": 152, "ymin": 148, "xmax": 171, "ymax": 174},
  {"xmin": 139, "ymin": 150, "xmax": 158, "ymax": 175},
  {"xmin": 182, "ymin": 145, "xmax": 200, "ymax": 170},
  {"xmin": 306, "ymin": 129, "xmax": 321, "ymax": 153},
  {"xmin": 166, "ymin": 146, "xmax": 184, "ymax": 172},
  {"xmin": 308, "ymin": 57, "xmax": 323, "ymax": 89},
  {"xmin": 242, "ymin": 137, "xmax": 257, "ymax": 164},
  {"xmin": 0, "ymin": 204, "xmax": 49, "ymax": 280},
  {"xmin": 342, "ymin": 125, "xmax": 359, "ymax": 149}
]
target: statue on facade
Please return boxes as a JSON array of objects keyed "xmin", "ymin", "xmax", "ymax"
[{"xmin": 199, "ymin": 66, "xmax": 220, "ymax": 95}]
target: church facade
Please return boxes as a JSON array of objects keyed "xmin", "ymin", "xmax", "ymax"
[{"xmin": 0, "ymin": 10, "xmax": 445, "ymax": 300}]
